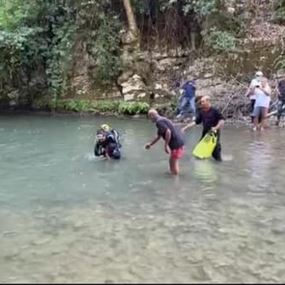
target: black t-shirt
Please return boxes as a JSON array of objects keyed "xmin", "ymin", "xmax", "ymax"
[
  {"xmin": 195, "ymin": 107, "xmax": 224, "ymax": 137},
  {"xmin": 156, "ymin": 117, "xmax": 184, "ymax": 150}
]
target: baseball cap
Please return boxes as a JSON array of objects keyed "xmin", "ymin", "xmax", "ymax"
[
  {"xmin": 255, "ymin": 71, "xmax": 263, "ymax": 77},
  {"xmin": 100, "ymin": 124, "xmax": 110, "ymax": 132}
]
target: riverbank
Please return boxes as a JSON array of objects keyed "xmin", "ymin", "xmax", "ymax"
[{"xmin": 1, "ymin": 104, "xmax": 282, "ymax": 129}]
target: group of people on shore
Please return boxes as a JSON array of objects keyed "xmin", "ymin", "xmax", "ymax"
[
  {"xmin": 175, "ymin": 71, "xmax": 285, "ymax": 129},
  {"xmin": 94, "ymin": 72, "xmax": 285, "ymax": 176}
]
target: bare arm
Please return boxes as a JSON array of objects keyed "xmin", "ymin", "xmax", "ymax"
[
  {"xmin": 164, "ymin": 129, "xmax": 171, "ymax": 154},
  {"xmin": 173, "ymin": 122, "xmax": 185, "ymax": 127},
  {"xmin": 104, "ymin": 146, "xmax": 111, "ymax": 160},
  {"xmin": 164, "ymin": 129, "xmax": 171, "ymax": 145},
  {"xmin": 212, "ymin": 119, "xmax": 225, "ymax": 132},
  {"xmin": 260, "ymin": 85, "xmax": 271, "ymax": 96},
  {"xmin": 182, "ymin": 121, "xmax": 196, "ymax": 133},
  {"xmin": 145, "ymin": 135, "xmax": 161, "ymax": 149},
  {"xmin": 245, "ymin": 87, "xmax": 253, "ymax": 97}
]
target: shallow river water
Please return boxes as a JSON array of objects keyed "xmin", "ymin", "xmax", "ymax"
[{"xmin": 0, "ymin": 114, "xmax": 285, "ymax": 283}]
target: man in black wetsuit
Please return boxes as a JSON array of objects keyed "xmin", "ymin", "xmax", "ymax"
[{"xmin": 94, "ymin": 124, "xmax": 121, "ymax": 160}]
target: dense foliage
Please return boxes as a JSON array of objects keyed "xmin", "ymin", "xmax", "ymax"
[{"xmin": 0, "ymin": 0, "xmax": 284, "ymax": 110}]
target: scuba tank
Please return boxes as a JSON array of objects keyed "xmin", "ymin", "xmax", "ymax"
[
  {"xmin": 107, "ymin": 129, "xmax": 121, "ymax": 147},
  {"xmin": 106, "ymin": 129, "xmax": 121, "ymax": 159}
]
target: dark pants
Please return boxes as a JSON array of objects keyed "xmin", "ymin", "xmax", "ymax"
[
  {"xmin": 250, "ymin": 99, "xmax": 255, "ymax": 123},
  {"xmin": 277, "ymin": 100, "xmax": 285, "ymax": 122},
  {"xmin": 212, "ymin": 141, "xmax": 222, "ymax": 161}
]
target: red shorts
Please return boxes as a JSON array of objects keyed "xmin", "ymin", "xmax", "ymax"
[{"xmin": 171, "ymin": 147, "xmax": 184, "ymax": 160}]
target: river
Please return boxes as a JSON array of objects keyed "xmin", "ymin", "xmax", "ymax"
[{"xmin": 0, "ymin": 114, "xmax": 285, "ymax": 283}]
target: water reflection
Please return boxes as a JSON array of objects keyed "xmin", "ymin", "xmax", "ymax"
[
  {"xmin": 192, "ymin": 159, "xmax": 218, "ymax": 184},
  {"xmin": 246, "ymin": 135, "xmax": 274, "ymax": 193}
]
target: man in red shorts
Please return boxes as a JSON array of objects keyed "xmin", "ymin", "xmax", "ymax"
[{"xmin": 145, "ymin": 109, "xmax": 185, "ymax": 175}]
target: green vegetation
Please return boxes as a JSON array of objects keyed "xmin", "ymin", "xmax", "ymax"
[
  {"xmin": 33, "ymin": 97, "xmax": 150, "ymax": 115},
  {"xmin": 203, "ymin": 28, "xmax": 237, "ymax": 53},
  {"xmin": 273, "ymin": 0, "xmax": 285, "ymax": 24},
  {"xmin": 0, "ymin": 0, "xmax": 284, "ymax": 113}
]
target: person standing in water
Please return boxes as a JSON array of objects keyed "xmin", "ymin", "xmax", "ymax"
[
  {"xmin": 245, "ymin": 71, "xmax": 264, "ymax": 123},
  {"xmin": 182, "ymin": 96, "xmax": 225, "ymax": 161},
  {"xmin": 252, "ymin": 76, "xmax": 271, "ymax": 131},
  {"xmin": 145, "ymin": 109, "xmax": 185, "ymax": 175}
]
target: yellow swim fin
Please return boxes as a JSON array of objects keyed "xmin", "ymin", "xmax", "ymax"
[{"xmin": 192, "ymin": 132, "xmax": 217, "ymax": 159}]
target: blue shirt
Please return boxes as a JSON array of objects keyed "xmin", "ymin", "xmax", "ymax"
[{"xmin": 182, "ymin": 81, "xmax": 196, "ymax": 99}]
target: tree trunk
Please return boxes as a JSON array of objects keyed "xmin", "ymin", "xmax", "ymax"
[
  {"xmin": 190, "ymin": 32, "xmax": 196, "ymax": 50},
  {"xmin": 122, "ymin": 0, "xmax": 138, "ymax": 34}
]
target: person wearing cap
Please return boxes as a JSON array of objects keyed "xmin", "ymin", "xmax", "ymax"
[
  {"xmin": 245, "ymin": 71, "xmax": 264, "ymax": 122},
  {"xmin": 176, "ymin": 79, "xmax": 196, "ymax": 121},
  {"xmin": 252, "ymin": 76, "xmax": 271, "ymax": 131},
  {"xmin": 182, "ymin": 95, "xmax": 225, "ymax": 161},
  {"xmin": 94, "ymin": 124, "xmax": 121, "ymax": 159}
]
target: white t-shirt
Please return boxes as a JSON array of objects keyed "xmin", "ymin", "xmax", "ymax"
[
  {"xmin": 249, "ymin": 78, "xmax": 261, "ymax": 100},
  {"xmin": 254, "ymin": 87, "xmax": 271, "ymax": 108}
]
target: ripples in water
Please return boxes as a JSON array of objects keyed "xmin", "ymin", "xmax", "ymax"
[{"xmin": 0, "ymin": 116, "xmax": 285, "ymax": 283}]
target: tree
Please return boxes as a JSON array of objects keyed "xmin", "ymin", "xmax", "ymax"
[{"xmin": 122, "ymin": 0, "xmax": 139, "ymax": 45}]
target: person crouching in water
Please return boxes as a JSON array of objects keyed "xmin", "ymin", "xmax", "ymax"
[
  {"xmin": 145, "ymin": 109, "xmax": 185, "ymax": 175},
  {"xmin": 182, "ymin": 96, "xmax": 225, "ymax": 161},
  {"xmin": 94, "ymin": 124, "xmax": 121, "ymax": 160}
]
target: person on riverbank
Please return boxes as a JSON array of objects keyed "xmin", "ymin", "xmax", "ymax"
[
  {"xmin": 94, "ymin": 124, "xmax": 121, "ymax": 160},
  {"xmin": 276, "ymin": 75, "xmax": 285, "ymax": 126},
  {"xmin": 245, "ymin": 71, "xmax": 264, "ymax": 123},
  {"xmin": 176, "ymin": 79, "xmax": 196, "ymax": 121},
  {"xmin": 182, "ymin": 96, "xmax": 225, "ymax": 161},
  {"xmin": 252, "ymin": 76, "xmax": 271, "ymax": 131},
  {"xmin": 145, "ymin": 109, "xmax": 185, "ymax": 175}
]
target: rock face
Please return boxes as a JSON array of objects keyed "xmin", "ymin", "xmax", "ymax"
[
  {"xmin": 115, "ymin": 29, "xmax": 283, "ymax": 118},
  {"xmin": 121, "ymin": 74, "xmax": 147, "ymax": 101},
  {"xmin": 7, "ymin": 90, "xmax": 20, "ymax": 107},
  {"xmin": 116, "ymin": 49, "xmax": 188, "ymax": 106},
  {"xmin": 112, "ymin": 0, "xmax": 284, "ymax": 118}
]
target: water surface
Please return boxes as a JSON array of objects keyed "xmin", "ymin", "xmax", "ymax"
[{"xmin": 0, "ymin": 114, "xmax": 285, "ymax": 283}]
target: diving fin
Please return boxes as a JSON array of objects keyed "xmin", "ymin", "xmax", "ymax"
[{"xmin": 192, "ymin": 131, "xmax": 217, "ymax": 159}]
